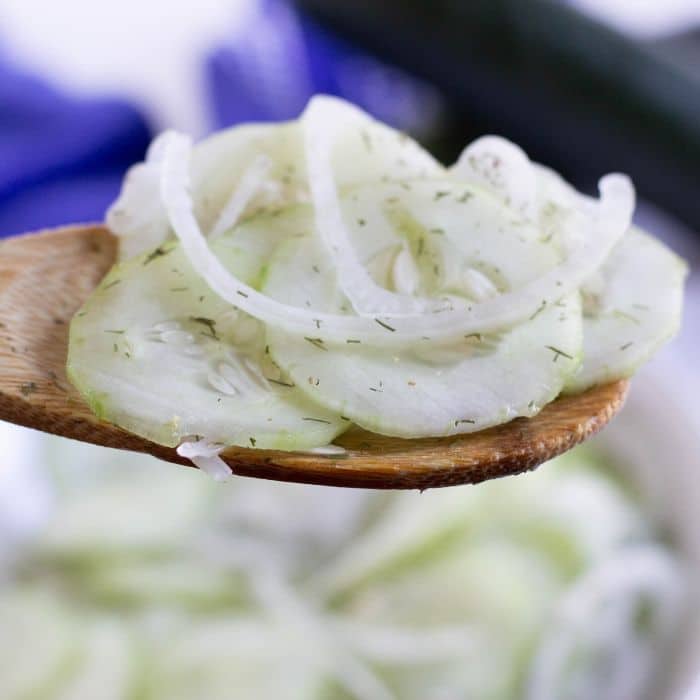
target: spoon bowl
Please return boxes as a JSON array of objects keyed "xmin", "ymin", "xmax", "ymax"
[{"xmin": 0, "ymin": 225, "xmax": 629, "ymax": 489}]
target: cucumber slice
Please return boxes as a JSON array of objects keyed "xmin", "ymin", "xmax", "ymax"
[
  {"xmin": 263, "ymin": 182, "xmax": 583, "ymax": 438},
  {"xmin": 109, "ymin": 96, "xmax": 443, "ymax": 263},
  {"xmin": 190, "ymin": 122, "xmax": 306, "ymax": 234},
  {"xmin": 533, "ymin": 166, "xmax": 687, "ymax": 392},
  {"xmin": 67, "ymin": 212, "xmax": 345, "ymax": 451},
  {"xmin": 565, "ymin": 229, "xmax": 687, "ymax": 393},
  {"xmin": 107, "ymin": 122, "xmax": 305, "ymax": 260}
]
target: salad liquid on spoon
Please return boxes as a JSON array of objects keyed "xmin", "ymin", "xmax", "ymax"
[{"xmin": 0, "ymin": 224, "xmax": 628, "ymax": 489}]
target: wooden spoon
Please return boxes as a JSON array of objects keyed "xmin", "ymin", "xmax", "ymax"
[{"xmin": 0, "ymin": 224, "xmax": 628, "ymax": 489}]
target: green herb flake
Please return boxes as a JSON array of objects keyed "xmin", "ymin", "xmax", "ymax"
[
  {"xmin": 530, "ymin": 300, "xmax": 547, "ymax": 320},
  {"xmin": 374, "ymin": 318, "xmax": 396, "ymax": 332},
  {"xmin": 189, "ymin": 316, "xmax": 219, "ymax": 340},
  {"xmin": 268, "ymin": 378, "xmax": 295, "ymax": 388},
  {"xmin": 303, "ymin": 417, "xmax": 332, "ymax": 424},
  {"xmin": 546, "ymin": 345, "xmax": 574, "ymax": 362},
  {"xmin": 613, "ymin": 309, "xmax": 641, "ymax": 325},
  {"xmin": 143, "ymin": 246, "xmax": 172, "ymax": 265},
  {"xmin": 304, "ymin": 337, "xmax": 328, "ymax": 351}
]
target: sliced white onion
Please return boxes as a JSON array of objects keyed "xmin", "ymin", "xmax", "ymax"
[
  {"xmin": 160, "ymin": 131, "xmax": 634, "ymax": 346},
  {"xmin": 177, "ymin": 439, "xmax": 231, "ymax": 482},
  {"xmin": 209, "ymin": 154, "xmax": 272, "ymax": 239},
  {"xmin": 302, "ymin": 96, "xmax": 444, "ymax": 317},
  {"xmin": 106, "ymin": 132, "xmax": 173, "ymax": 260},
  {"xmin": 391, "ymin": 246, "xmax": 421, "ymax": 296}
]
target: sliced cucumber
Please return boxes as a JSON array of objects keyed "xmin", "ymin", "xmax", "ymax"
[
  {"xmin": 263, "ymin": 182, "xmax": 582, "ymax": 438},
  {"xmin": 68, "ymin": 212, "xmax": 345, "ymax": 451},
  {"xmin": 531, "ymin": 167, "xmax": 687, "ymax": 392},
  {"xmin": 98, "ymin": 105, "xmax": 685, "ymax": 448},
  {"xmin": 565, "ymin": 229, "xmax": 687, "ymax": 393},
  {"xmin": 109, "ymin": 97, "xmax": 443, "ymax": 263},
  {"xmin": 107, "ymin": 122, "xmax": 305, "ymax": 260}
]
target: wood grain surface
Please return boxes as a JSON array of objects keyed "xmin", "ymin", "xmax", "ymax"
[{"xmin": 0, "ymin": 224, "xmax": 629, "ymax": 489}]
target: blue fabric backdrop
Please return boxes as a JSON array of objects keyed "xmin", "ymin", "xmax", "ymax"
[
  {"xmin": 0, "ymin": 0, "xmax": 438, "ymax": 239},
  {"xmin": 0, "ymin": 55, "xmax": 151, "ymax": 238}
]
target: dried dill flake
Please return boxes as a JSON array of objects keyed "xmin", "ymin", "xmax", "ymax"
[
  {"xmin": 189, "ymin": 317, "xmax": 219, "ymax": 340},
  {"xmin": 20, "ymin": 381, "xmax": 38, "ymax": 396}
]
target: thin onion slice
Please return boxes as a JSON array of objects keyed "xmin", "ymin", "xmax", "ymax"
[
  {"xmin": 177, "ymin": 439, "xmax": 231, "ymax": 482},
  {"xmin": 106, "ymin": 132, "xmax": 173, "ymax": 260},
  {"xmin": 302, "ymin": 96, "xmax": 445, "ymax": 317},
  {"xmin": 160, "ymin": 131, "xmax": 634, "ymax": 346},
  {"xmin": 209, "ymin": 154, "xmax": 272, "ymax": 239}
]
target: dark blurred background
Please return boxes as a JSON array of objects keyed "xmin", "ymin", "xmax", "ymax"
[{"xmin": 296, "ymin": 0, "xmax": 700, "ymax": 229}]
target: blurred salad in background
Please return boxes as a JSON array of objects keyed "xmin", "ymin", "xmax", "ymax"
[{"xmin": 0, "ymin": 424, "xmax": 684, "ymax": 700}]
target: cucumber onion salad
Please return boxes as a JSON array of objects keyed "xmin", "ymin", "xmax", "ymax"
[
  {"xmin": 68, "ymin": 96, "xmax": 687, "ymax": 479},
  {"xmin": 0, "ymin": 432, "xmax": 685, "ymax": 700}
]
